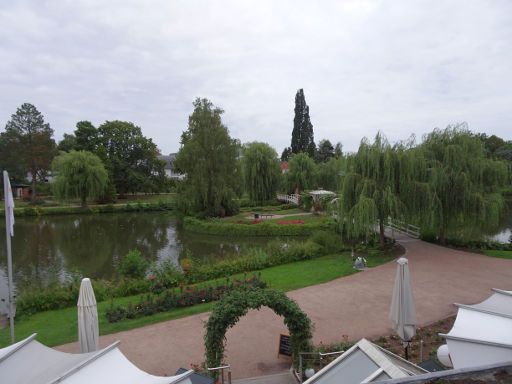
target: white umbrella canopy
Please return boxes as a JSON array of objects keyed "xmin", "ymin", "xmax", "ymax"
[
  {"xmin": 78, "ymin": 278, "xmax": 99, "ymax": 353},
  {"xmin": 389, "ymin": 257, "xmax": 417, "ymax": 342}
]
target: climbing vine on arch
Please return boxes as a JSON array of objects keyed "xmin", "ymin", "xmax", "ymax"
[{"xmin": 204, "ymin": 286, "xmax": 313, "ymax": 373}]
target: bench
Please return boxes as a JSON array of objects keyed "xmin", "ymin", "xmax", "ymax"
[{"xmin": 254, "ymin": 213, "xmax": 274, "ymax": 220}]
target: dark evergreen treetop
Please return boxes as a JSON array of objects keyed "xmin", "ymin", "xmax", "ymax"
[
  {"xmin": 291, "ymin": 89, "xmax": 316, "ymax": 157},
  {"xmin": 281, "ymin": 147, "xmax": 292, "ymax": 162},
  {"xmin": 315, "ymin": 139, "xmax": 334, "ymax": 162}
]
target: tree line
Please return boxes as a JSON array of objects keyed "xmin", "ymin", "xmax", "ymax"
[
  {"xmin": 174, "ymin": 93, "xmax": 511, "ymax": 249},
  {"xmin": 0, "ymin": 103, "xmax": 166, "ymax": 205},
  {"xmin": 1, "ymin": 93, "xmax": 511, "ymax": 240}
]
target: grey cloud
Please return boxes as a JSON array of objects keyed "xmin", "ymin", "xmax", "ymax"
[{"xmin": 0, "ymin": 0, "xmax": 511, "ymax": 154}]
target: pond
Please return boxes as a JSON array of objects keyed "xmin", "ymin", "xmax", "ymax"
[
  {"xmin": 0, "ymin": 212, "xmax": 280, "ymax": 291},
  {"xmin": 1, "ymin": 207, "xmax": 510, "ymax": 295}
]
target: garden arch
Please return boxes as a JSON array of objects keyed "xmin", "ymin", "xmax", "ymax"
[{"xmin": 204, "ymin": 287, "xmax": 313, "ymax": 371}]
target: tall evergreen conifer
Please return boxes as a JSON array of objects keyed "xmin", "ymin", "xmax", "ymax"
[{"xmin": 291, "ymin": 89, "xmax": 316, "ymax": 157}]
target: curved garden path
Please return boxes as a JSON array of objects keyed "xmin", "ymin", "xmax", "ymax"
[{"xmin": 58, "ymin": 234, "xmax": 512, "ymax": 379}]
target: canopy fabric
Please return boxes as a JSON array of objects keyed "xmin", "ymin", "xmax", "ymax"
[
  {"xmin": 0, "ymin": 334, "xmax": 193, "ymax": 384},
  {"xmin": 389, "ymin": 257, "xmax": 416, "ymax": 341},
  {"xmin": 440, "ymin": 288, "xmax": 512, "ymax": 369},
  {"xmin": 78, "ymin": 277, "xmax": 99, "ymax": 353}
]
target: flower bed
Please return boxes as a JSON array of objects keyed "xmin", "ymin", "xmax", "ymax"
[
  {"xmin": 277, "ymin": 220, "xmax": 304, "ymax": 225},
  {"xmin": 106, "ymin": 274, "xmax": 266, "ymax": 323},
  {"xmin": 183, "ymin": 216, "xmax": 333, "ymax": 236}
]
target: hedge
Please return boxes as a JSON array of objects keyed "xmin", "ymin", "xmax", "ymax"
[
  {"xmin": 106, "ymin": 274, "xmax": 265, "ymax": 323},
  {"xmin": 16, "ymin": 233, "xmax": 344, "ymax": 317},
  {"xmin": 183, "ymin": 216, "xmax": 334, "ymax": 236},
  {"xmin": 0, "ymin": 201, "xmax": 176, "ymax": 217},
  {"xmin": 421, "ymin": 234, "xmax": 512, "ymax": 251}
]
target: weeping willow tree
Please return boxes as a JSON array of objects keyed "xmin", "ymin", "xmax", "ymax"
[
  {"xmin": 242, "ymin": 142, "xmax": 281, "ymax": 204},
  {"xmin": 338, "ymin": 133, "xmax": 405, "ymax": 247},
  {"xmin": 415, "ymin": 125, "xmax": 508, "ymax": 244},
  {"xmin": 52, "ymin": 150, "xmax": 108, "ymax": 207},
  {"xmin": 175, "ymin": 98, "xmax": 241, "ymax": 217},
  {"xmin": 287, "ymin": 153, "xmax": 317, "ymax": 194}
]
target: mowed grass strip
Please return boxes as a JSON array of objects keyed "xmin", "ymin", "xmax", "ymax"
[
  {"xmin": 484, "ymin": 249, "xmax": 512, "ymax": 259},
  {"xmin": 0, "ymin": 252, "xmax": 394, "ymax": 348}
]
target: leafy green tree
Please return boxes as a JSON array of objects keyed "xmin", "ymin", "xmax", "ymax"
[
  {"xmin": 415, "ymin": 125, "xmax": 508, "ymax": 243},
  {"xmin": 97, "ymin": 121, "xmax": 165, "ymax": 196},
  {"xmin": 338, "ymin": 133, "xmax": 403, "ymax": 247},
  {"xmin": 287, "ymin": 153, "xmax": 317, "ymax": 194},
  {"xmin": 315, "ymin": 139, "xmax": 334, "ymax": 162},
  {"xmin": 52, "ymin": 151, "xmax": 108, "ymax": 207},
  {"xmin": 175, "ymin": 98, "xmax": 241, "ymax": 217},
  {"xmin": 495, "ymin": 142, "xmax": 512, "ymax": 162},
  {"xmin": 242, "ymin": 142, "xmax": 281, "ymax": 203},
  {"xmin": 75, "ymin": 121, "xmax": 100, "ymax": 152},
  {"xmin": 4, "ymin": 103, "xmax": 56, "ymax": 201},
  {"xmin": 334, "ymin": 142, "xmax": 343, "ymax": 159},
  {"xmin": 0, "ymin": 129, "xmax": 27, "ymax": 183},
  {"xmin": 317, "ymin": 157, "xmax": 345, "ymax": 191},
  {"xmin": 291, "ymin": 89, "xmax": 316, "ymax": 157},
  {"xmin": 281, "ymin": 147, "xmax": 292, "ymax": 162},
  {"xmin": 57, "ymin": 133, "xmax": 77, "ymax": 152}
]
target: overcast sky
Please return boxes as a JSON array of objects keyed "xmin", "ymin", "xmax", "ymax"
[{"xmin": 1, "ymin": 0, "xmax": 511, "ymax": 154}]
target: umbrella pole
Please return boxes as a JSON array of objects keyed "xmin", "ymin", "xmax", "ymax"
[{"xmin": 404, "ymin": 342, "xmax": 409, "ymax": 360}]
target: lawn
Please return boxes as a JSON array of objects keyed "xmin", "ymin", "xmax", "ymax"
[
  {"xmin": 12, "ymin": 193, "xmax": 176, "ymax": 209},
  {"xmin": 483, "ymin": 249, "xmax": 512, "ymax": 259},
  {"xmin": 0, "ymin": 251, "xmax": 394, "ymax": 348},
  {"xmin": 224, "ymin": 209, "xmax": 324, "ymax": 224}
]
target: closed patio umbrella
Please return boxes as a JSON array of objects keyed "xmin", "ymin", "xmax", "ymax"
[
  {"xmin": 389, "ymin": 257, "xmax": 416, "ymax": 359},
  {"xmin": 78, "ymin": 278, "xmax": 99, "ymax": 353}
]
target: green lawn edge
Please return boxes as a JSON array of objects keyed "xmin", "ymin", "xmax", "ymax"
[
  {"xmin": 483, "ymin": 249, "xmax": 512, "ymax": 259},
  {"xmin": 0, "ymin": 252, "xmax": 394, "ymax": 348}
]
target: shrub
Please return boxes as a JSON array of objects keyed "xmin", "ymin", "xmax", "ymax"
[
  {"xmin": 310, "ymin": 230, "xmax": 345, "ymax": 254},
  {"xmin": 420, "ymin": 234, "xmax": 512, "ymax": 251},
  {"xmin": 15, "ymin": 226, "xmax": 344, "ymax": 317},
  {"xmin": 300, "ymin": 192, "xmax": 313, "ymax": 210},
  {"xmin": 106, "ymin": 274, "xmax": 266, "ymax": 323},
  {"xmin": 183, "ymin": 216, "xmax": 332, "ymax": 237},
  {"xmin": 119, "ymin": 250, "xmax": 149, "ymax": 279},
  {"xmin": 0, "ymin": 200, "xmax": 176, "ymax": 218}
]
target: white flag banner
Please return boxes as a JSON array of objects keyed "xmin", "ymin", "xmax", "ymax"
[{"xmin": 3, "ymin": 171, "xmax": 15, "ymax": 237}]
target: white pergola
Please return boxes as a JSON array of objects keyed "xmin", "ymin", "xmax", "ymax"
[{"xmin": 309, "ymin": 190, "xmax": 336, "ymax": 203}]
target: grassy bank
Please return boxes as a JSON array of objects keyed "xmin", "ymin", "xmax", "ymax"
[
  {"xmin": 183, "ymin": 216, "xmax": 333, "ymax": 236},
  {"xmin": 0, "ymin": 251, "xmax": 395, "ymax": 348},
  {"xmin": 0, "ymin": 194, "xmax": 176, "ymax": 217},
  {"xmin": 483, "ymin": 249, "xmax": 512, "ymax": 259}
]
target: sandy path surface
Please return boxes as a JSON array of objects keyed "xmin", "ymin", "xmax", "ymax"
[{"xmin": 58, "ymin": 233, "xmax": 512, "ymax": 379}]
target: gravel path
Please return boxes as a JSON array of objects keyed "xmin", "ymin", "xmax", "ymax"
[{"xmin": 58, "ymin": 233, "xmax": 512, "ymax": 379}]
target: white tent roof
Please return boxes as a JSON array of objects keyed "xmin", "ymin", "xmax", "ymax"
[
  {"xmin": 440, "ymin": 288, "xmax": 512, "ymax": 369},
  {"xmin": 302, "ymin": 338, "xmax": 427, "ymax": 384},
  {"xmin": 0, "ymin": 334, "xmax": 193, "ymax": 384}
]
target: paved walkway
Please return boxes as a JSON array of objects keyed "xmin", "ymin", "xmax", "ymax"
[
  {"xmin": 244, "ymin": 212, "xmax": 313, "ymax": 220},
  {"xmin": 58, "ymin": 234, "xmax": 512, "ymax": 379}
]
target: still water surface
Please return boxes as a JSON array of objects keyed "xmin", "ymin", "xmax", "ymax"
[
  {"xmin": 0, "ymin": 212, "xmax": 274, "ymax": 291},
  {"xmin": 0, "ymin": 209, "xmax": 511, "ymax": 294}
]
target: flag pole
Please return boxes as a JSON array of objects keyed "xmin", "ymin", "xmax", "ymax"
[{"xmin": 3, "ymin": 171, "xmax": 15, "ymax": 343}]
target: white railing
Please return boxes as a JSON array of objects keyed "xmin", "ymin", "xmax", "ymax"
[
  {"xmin": 276, "ymin": 193, "xmax": 300, "ymax": 206},
  {"xmin": 386, "ymin": 217, "xmax": 420, "ymax": 239}
]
